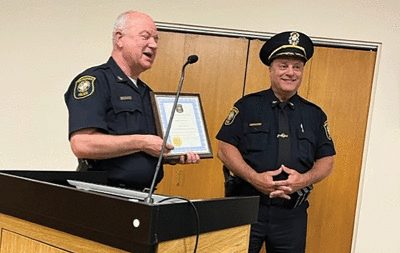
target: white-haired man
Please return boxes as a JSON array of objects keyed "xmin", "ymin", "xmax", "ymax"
[{"xmin": 65, "ymin": 11, "xmax": 199, "ymax": 190}]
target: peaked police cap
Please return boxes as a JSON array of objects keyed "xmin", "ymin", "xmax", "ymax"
[{"xmin": 259, "ymin": 31, "xmax": 314, "ymax": 66}]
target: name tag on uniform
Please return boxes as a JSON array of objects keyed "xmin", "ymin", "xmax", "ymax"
[
  {"xmin": 120, "ymin": 96, "xmax": 132, "ymax": 101},
  {"xmin": 249, "ymin": 122, "xmax": 262, "ymax": 127}
]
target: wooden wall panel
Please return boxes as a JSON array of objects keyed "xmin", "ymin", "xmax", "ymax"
[
  {"xmin": 305, "ymin": 47, "xmax": 376, "ymax": 253},
  {"xmin": 244, "ymin": 40, "xmax": 270, "ymax": 95},
  {"xmin": 141, "ymin": 32, "xmax": 249, "ymax": 199}
]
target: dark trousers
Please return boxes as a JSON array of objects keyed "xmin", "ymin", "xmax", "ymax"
[{"xmin": 248, "ymin": 201, "xmax": 308, "ymax": 253}]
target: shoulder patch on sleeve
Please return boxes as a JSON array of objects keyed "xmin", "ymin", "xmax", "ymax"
[
  {"xmin": 74, "ymin": 75, "xmax": 96, "ymax": 99},
  {"xmin": 224, "ymin": 107, "xmax": 239, "ymax": 125},
  {"xmin": 324, "ymin": 120, "xmax": 332, "ymax": 140}
]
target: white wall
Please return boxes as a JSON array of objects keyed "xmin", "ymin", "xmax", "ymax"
[{"xmin": 1, "ymin": 0, "xmax": 399, "ymax": 252}]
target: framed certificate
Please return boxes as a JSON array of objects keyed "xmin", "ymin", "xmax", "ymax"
[{"xmin": 150, "ymin": 92, "xmax": 213, "ymax": 160}]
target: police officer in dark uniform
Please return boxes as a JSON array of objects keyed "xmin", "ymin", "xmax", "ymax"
[
  {"xmin": 64, "ymin": 11, "xmax": 199, "ymax": 190},
  {"xmin": 216, "ymin": 31, "xmax": 336, "ymax": 253}
]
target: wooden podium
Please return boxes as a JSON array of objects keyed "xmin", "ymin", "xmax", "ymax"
[{"xmin": 0, "ymin": 172, "xmax": 258, "ymax": 253}]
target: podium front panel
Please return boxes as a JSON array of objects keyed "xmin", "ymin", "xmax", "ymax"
[{"xmin": 0, "ymin": 172, "xmax": 258, "ymax": 252}]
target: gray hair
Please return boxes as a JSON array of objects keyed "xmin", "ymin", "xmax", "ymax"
[{"xmin": 112, "ymin": 10, "xmax": 137, "ymax": 45}]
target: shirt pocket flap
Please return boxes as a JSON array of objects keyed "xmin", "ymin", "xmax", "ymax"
[
  {"xmin": 243, "ymin": 123, "xmax": 270, "ymax": 151},
  {"xmin": 112, "ymin": 100, "xmax": 143, "ymax": 114},
  {"xmin": 244, "ymin": 123, "xmax": 270, "ymax": 134},
  {"xmin": 298, "ymin": 131, "xmax": 316, "ymax": 144}
]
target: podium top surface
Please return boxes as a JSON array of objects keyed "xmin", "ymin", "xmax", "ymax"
[{"xmin": 0, "ymin": 171, "xmax": 258, "ymax": 253}]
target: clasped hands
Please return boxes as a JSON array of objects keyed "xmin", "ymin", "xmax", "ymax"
[{"xmin": 253, "ymin": 165, "xmax": 305, "ymax": 200}]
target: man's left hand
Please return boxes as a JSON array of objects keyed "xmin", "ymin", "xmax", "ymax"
[
  {"xmin": 179, "ymin": 152, "xmax": 200, "ymax": 164},
  {"xmin": 166, "ymin": 152, "xmax": 200, "ymax": 165}
]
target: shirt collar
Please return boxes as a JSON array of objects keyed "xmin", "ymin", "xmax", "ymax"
[
  {"xmin": 107, "ymin": 57, "xmax": 128, "ymax": 83},
  {"xmin": 269, "ymin": 89, "xmax": 296, "ymax": 110},
  {"xmin": 106, "ymin": 57, "xmax": 152, "ymax": 91}
]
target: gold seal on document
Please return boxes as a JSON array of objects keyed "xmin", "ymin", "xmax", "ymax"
[{"xmin": 172, "ymin": 136, "xmax": 183, "ymax": 147}]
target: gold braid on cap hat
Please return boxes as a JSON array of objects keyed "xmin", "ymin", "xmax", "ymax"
[
  {"xmin": 268, "ymin": 45, "xmax": 307, "ymax": 60},
  {"xmin": 267, "ymin": 32, "xmax": 307, "ymax": 60}
]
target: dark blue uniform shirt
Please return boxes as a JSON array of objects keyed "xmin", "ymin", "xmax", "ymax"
[
  {"xmin": 216, "ymin": 89, "xmax": 335, "ymax": 194},
  {"xmin": 64, "ymin": 57, "xmax": 162, "ymax": 189}
]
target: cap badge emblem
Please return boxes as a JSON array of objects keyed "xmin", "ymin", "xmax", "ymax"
[{"xmin": 288, "ymin": 32, "xmax": 300, "ymax": 46}]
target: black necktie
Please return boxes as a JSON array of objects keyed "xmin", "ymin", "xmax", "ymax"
[
  {"xmin": 274, "ymin": 101, "xmax": 313, "ymax": 208},
  {"xmin": 274, "ymin": 101, "xmax": 290, "ymax": 181}
]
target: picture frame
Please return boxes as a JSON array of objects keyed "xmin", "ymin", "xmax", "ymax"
[{"xmin": 150, "ymin": 92, "xmax": 213, "ymax": 161}]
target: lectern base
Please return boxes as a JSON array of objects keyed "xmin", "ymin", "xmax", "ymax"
[{"xmin": 0, "ymin": 214, "xmax": 251, "ymax": 253}]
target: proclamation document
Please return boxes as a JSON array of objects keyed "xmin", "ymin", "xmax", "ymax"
[{"xmin": 151, "ymin": 92, "xmax": 213, "ymax": 160}]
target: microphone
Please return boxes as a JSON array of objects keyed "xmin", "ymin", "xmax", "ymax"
[
  {"xmin": 187, "ymin": 55, "xmax": 198, "ymax": 64},
  {"xmin": 144, "ymin": 55, "xmax": 199, "ymax": 203}
]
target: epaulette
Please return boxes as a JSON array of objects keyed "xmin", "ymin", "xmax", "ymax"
[
  {"xmin": 297, "ymin": 95, "xmax": 323, "ymax": 111},
  {"xmin": 79, "ymin": 62, "xmax": 108, "ymax": 76},
  {"xmin": 236, "ymin": 90, "xmax": 267, "ymax": 104}
]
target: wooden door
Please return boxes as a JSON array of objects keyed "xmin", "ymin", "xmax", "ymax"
[
  {"xmin": 245, "ymin": 40, "xmax": 376, "ymax": 253},
  {"xmin": 304, "ymin": 47, "xmax": 375, "ymax": 253},
  {"xmin": 141, "ymin": 31, "xmax": 249, "ymax": 199}
]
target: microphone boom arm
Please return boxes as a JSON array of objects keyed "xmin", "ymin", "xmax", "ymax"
[{"xmin": 145, "ymin": 56, "xmax": 197, "ymax": 203}]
